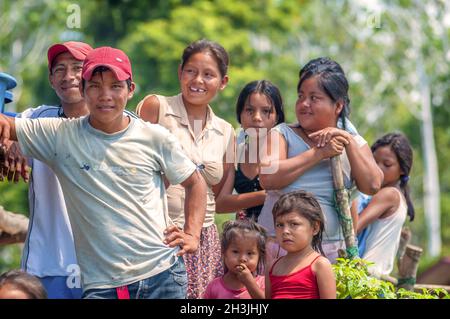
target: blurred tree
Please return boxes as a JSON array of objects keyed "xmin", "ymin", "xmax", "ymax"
[{"xmin": 120, "ymin": 0, "xmax": 307, "ymax": 124}]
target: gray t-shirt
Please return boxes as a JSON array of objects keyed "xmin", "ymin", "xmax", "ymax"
[{"xmin": 16, "ymin": 116, "xmax": 196, "ymax": 291}]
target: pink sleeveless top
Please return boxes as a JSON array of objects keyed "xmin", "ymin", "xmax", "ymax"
[{"xmin": 269, "ymin": 255, "xmax": 321, "ymax": 299}]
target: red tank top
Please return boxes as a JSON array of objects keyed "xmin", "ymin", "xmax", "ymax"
[{"xmin": 269, "ymin": 255, "xmax": 321, "ymax": 299}]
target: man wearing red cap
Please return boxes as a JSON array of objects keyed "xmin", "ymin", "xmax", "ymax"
[
  {"xmin": 6, "ymin": 41, "xmax": 93, "ymax": 299},
  {"xmin": 0, "ymin": 46, "xmax": 207, "ymax": 299}
]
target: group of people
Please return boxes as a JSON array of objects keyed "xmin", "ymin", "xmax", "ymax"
[{"xmin": 0, "ymin": 38, "xmax": 415, "ymax": 299}]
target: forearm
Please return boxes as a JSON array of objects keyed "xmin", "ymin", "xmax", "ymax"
[
  {"xmin": 183, "ymin": 171, "xmax": 207, "ymax": 239},
  {"xmin": 244, "ymin": 278, "xmax": 265, "ymax": 299},
  {"xmin": 215, "ymin": 191, "xmax": 265, "ymax": 213},
  {"xmin": 346, "ymin": 141, "xmax": 383, "ymax": 195},
  {"xmin": 260, "ymin": 148, "xmax": 322, "ymax": 190}
]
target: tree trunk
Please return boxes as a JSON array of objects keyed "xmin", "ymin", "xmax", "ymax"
[
  {"xmin": 413, "ymin": 17, "xmax": 442, "ymax": 257},
  {"xmin": 419, "ymin": 75, "xmax": 441, "ymax": 257}
]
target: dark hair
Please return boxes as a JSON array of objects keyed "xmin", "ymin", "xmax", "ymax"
[
  {"xmin": 272, "ymin": 190, "xmax": 325, "ymax": 255},
  {"xmin": 371, "ymin": 132, "xmax": 415, "ymax": 221},
  {"xmin": 0, "ymin": 270, "xmax": 47, "ymax": 299},
  {"xmin": 221, "ymin": 219, "xmax": 267, "ymax": 275},
  {"xmin": 81, "ymin": 66, "xmax": 132, "ymax": 90},
  {"xmin": 181, "ymin": 39, "xmax": 229, "ymax": 78},
  {"xmin": 236, "ymin": 80, "xmax": 285, "ymax": 125},
  {"xmin": 297, "ymin": 57, "xmax": 350, "ymax": 130}
]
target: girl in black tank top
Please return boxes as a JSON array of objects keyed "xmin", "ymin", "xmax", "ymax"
[{"xmin": 215, "ymin": 80, "xmax": 285, "ymax": 222}]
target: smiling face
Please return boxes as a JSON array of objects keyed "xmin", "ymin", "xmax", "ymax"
[
  {"xmin": 82, "ymin": 69, "xmax": 135, "ymax": 133},
  {"xmin": 275, "ymin": 211, "xmax": 318, "ymax": 253},
  {"xmin": 223, "ymin": 234, "xmax": 260, "ymax": 275},
  {"xmin": 178, "ymin": 52, "xmax": 228, "ymax": 109},
  {"xmin": 373, "ymin": 145, "xmax": 403, "ymax": 187},
  {"xmin": 295, "ymin": 76, "xmax": 343, "ymax": 134},
  {"xmin": 239, "ymin": 93, "xmax": 278, "ymax": 132},
  {"xmin": 49, "ymin": 52, "xmax": 84, "ymax": 105}
]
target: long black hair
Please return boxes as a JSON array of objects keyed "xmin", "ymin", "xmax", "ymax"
[
  {"xmin": 297, "ymin": 57, "xmax": 350, "ymax": 130},
  {"xmin": 236, "ymin": 80, "xmax": 285, "ymax": 125},
  {"xmin": 371, "ymin": 132, "xmax": 415, "ymax": 221}
]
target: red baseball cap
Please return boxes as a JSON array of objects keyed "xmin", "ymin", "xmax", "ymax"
[
  {"xmin": 82, "ymin": 46, "xmax": 133, "ymax": 81},
  {"xmin": 47, "ymin": 41, "xmax": 93, "ymax": 71}
]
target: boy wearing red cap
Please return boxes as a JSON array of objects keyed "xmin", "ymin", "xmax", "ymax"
[
  {"xmin": 0, "ymin": 47, "xmax": 207, "ymax": 299},
  {"xmin": 5, "ymin": 41, "xmax": 93, "ymax": 299}
]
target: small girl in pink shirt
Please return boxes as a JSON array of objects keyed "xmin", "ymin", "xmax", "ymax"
[{"xmin": 202, "ymin": 219, "xmax": 267, "ymax": 299}]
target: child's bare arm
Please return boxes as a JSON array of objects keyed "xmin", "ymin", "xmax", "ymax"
[
  {"xmin": 214, "ymin": 165, "xmax": 266, "ymax": 213},
  {"xmin": 357, "ymin": 187, "xmax": 399, "ymax": 234},
  {"xmin": 264, "ymin": 268, "xmax": 271, "ymax": 299},
  {"xmin": 314, "ymin": 257, "xmax": 336, "ymax": 299}
]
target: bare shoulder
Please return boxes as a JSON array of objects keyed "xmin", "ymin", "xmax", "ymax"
[
  {"xmin": 372, "ymin": 186, "xmax": 401, "ymax": 205},
  {"xmin": 137, "ymin": 95, "xmax": 160, "ymax": 123},
  {"xmin": 311, "ymin": 255, "xmax": 333, "ymax": 273}
]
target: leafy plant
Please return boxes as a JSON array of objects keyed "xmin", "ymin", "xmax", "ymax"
[
  {"xmin": 397, "ymin": 288, "xmax": 450, "ymax": 299},
  {"xmin": 333, "ymin": 258, "xmax": 450, "ymax": 299},
  {"xmin": 333, "ymin": 258, "xmax": 396, "ymax": 299}
]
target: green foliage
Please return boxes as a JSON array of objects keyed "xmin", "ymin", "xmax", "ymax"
[
  {"xmin": 0, "ymin": 245, "xmax": 23, "ymax": 274},
  {"xmin": 333, "ymin": 258, "xmax": 450, "ymax": 299},
  {"xmin": 215, "ymin": 213, "xmax": 235, "ymax": 236},
  {"xmin": 397, "ymin": 287, "xmax": 450, "ymax": 299},
  {"xmin": 0, "ymin": 181, "xmax": 29, "ymax": 214},
  {"xmin": 333, "ymin": 258, "xmax": 397, "ymax": 299}
]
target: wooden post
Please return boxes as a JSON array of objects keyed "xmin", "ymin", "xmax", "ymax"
[
  {"xmin": 397, "ymin": 227, "xmax": 412, "ymax": 262},
  {"xmin": 397, "ymin": 244, "xmax": 423, "ymax": 291},
  {"xmin": 0, "ymin": 206, "xmax": 29, "ymax": 245},
  {"xmin": 330, "ymin": 156, "xmax": 358, "ymax": 259}
]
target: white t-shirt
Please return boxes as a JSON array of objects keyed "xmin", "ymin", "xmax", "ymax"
[
  {"xmin": 16, "ymin": 115, "xmax": 196, "ymax": 291},
  {"xmin": 19, "ymin": 105, "xmax": 78, "ymax": 278}
]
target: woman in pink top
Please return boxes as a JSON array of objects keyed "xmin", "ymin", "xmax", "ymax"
[
  {"xmin": 267, "ymin": 191, "xmax": 336, "ymax": 299},
  {"xmin": 203, "ymin": 219, "xmax": 267, "ymax": 299}
]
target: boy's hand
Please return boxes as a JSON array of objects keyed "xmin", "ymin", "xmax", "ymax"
[
  {"xmin": 163, "ymin": 225, "xmax": 200, "ymax": 256},
  {"xmin": 1, "ymin": 141, "xmax": 29, "ymax": 183}
]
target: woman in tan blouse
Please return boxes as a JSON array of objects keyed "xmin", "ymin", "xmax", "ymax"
[{"xmin": 136, "ymin": 39, "xmax": 235, "ymax": 299}]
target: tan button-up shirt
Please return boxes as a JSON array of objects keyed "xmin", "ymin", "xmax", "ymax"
[{"xmin": 137, "ymin": 94, "xmax": 235, "ymax": 228}]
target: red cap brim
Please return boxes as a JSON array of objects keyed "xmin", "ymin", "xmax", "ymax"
[
  {"xmin": 82, "ymin": 63, "xmax": 130, "ymax": 81},
  {"xmin": 47, "ymin": 42, "xmax": 92, "ymax": 71}
]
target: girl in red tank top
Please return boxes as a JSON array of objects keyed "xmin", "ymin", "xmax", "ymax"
[{"xmin": 266, "ymin": 191, "xmax": 336, "ymax": 299}]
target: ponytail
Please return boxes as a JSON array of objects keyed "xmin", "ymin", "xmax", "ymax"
[{"xmin": 400, "ymin": 175, "xmax": 415, "ymax": 221}]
